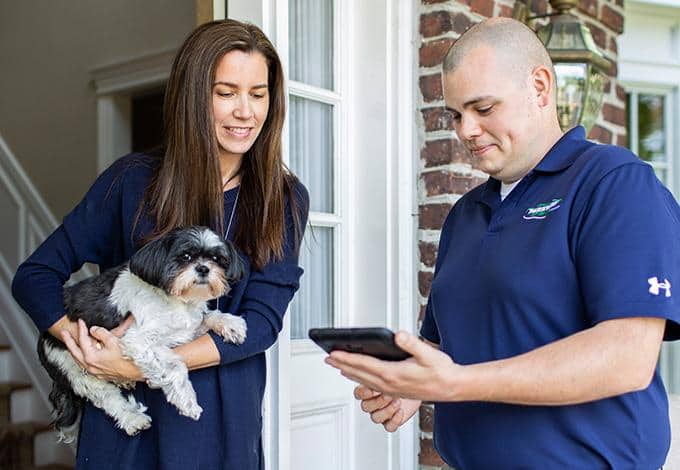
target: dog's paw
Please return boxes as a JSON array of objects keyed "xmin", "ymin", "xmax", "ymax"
[
  {"xmin": 118, "ymin": 410, "xmax": 152, "ymax": 436},
  {"xmin": 211, "ymin": 313, "xmax": 247, "ymax": 344},
  {"xmin": 118, "ymin": 380, "xmax": 136, "ymax": 390},
  {"xmin": 178, "ymin": 401, "xmax": 203, "ymax": 421}
]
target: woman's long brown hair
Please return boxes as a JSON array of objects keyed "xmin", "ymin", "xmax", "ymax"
[{"xmin": 136, "ymin": 19, "xmax": 303, "ymax": 270}]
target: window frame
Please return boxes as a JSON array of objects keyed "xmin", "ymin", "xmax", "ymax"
[
  {"xmin": 625, "ymin": 85, "xmax": 676, "ymax": 193},
  {"xmin": 281, "ymin": 0, "xmax": 351, "ymax": 351}
]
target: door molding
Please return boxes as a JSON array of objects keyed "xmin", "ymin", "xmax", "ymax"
[{"xmin": 90, "ymin": 49, "xmax": 175, "ymax": 173}]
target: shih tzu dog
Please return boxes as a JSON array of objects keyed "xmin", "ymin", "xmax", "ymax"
[{"xmin": 37, "ymin": 226, "xmax": 246, "ymax": 439}]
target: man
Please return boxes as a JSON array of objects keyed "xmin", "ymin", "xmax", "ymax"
[{"xmin": 326, "ymin": 17, "xmax": 680, "ymax": 469}]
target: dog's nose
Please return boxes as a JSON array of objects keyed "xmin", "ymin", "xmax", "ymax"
[{"xmin": 195, "ymin": 264, "xmax": 209, "ymax": 275}]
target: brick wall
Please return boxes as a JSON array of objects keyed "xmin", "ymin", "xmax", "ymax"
[{"xmin": 415, "ymin": 1, "xmax": 625, "ymax": 468}]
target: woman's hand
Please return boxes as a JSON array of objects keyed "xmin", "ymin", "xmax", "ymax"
[
  {"xmin": 355, "ymin": 385, "xmax": 421, "ymax": 432},
  {"xmin": 48, "ymin": 315, "xmax": 81, "ymax": 345},
  {"xmin": 61, "ymin": 316, "xmax": 144, "ymax": 383}
]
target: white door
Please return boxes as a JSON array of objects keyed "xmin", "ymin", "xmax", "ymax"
[
  {"xmin": 619, "ymin": 0, "xmax": 680, "ymax": 395},
  {"xmin": 227, "ymin": 1, "xmax": 417, "ymax": 469}
]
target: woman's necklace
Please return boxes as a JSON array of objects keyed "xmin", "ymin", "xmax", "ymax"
[
  {"xmin": 225, "ymin": 186, "xmax": 240, "ymax": 239},
  {"xmin": 218, "ymin": 186, "xmax": 239, "ymax": 313}
]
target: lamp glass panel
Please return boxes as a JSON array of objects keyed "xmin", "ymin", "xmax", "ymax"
[
  {"xmin": 580, "ymin": 68, "xmax": 604, "ymax": 134},
  {"xmin": 554, "ymin": 63, "xmax": 587, "ymax": 131},
  {"xmin": 637, "ymin": 94, "xmax": 666, "ymax": 164},
  {"xmin": 290, "ymin": 227, "xmax": 334, "ymax": 339}
]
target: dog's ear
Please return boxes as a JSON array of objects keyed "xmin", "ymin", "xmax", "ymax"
[
  {"xmin": 129, "ymin": 233, "xmax": 175, "ymax": 289},
  {"xmin": 223, "ymin": 241, "xmax": 245, "ymax": 282}
]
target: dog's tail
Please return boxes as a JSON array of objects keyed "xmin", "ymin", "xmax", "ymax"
[{"xmin": 37, "ymin": 333, "xmax": 85, "ymax": 442}]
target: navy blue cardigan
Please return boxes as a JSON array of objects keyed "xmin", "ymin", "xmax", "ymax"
[{"xmin": 12, "ymin": 153, "xmax": 308, "ymax": 470}]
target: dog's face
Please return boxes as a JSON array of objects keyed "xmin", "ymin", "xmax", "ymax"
[{"xmin": 129, "ymin": 227, "xmax": 244, "ymax": 302}]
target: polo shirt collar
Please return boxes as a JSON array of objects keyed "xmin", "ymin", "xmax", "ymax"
[
  {"xmin": 533, "ymin": 125, "xmax": 587, "ymax": 173},
  {"xmin": 475, "ymin": 126, "xmax": 588, "ymax": 207}
]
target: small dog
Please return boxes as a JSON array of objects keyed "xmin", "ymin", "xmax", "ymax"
[{"xmin": 37, "ymin": 226, "xmax": 246, "ymax": 439}]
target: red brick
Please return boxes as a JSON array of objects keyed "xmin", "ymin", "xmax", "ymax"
[
  {"xmin": 419, "ymin": 403, "xmax": 435, "ymax": 432},
  {"xmin": 497, "ymin": 4, "xmax": 514, "ymax": 17},
  {"xmin": 614, "ymin": 0, "xmax": 623, "ymax": 6},
  {"xmin": 420, "ymin": 438, "xmax": 446, "ymax": 466},
  {"xmin": 453, "ymin": 13, "xmax": 475, "ymax": 35},
  {"xmin": 421, "ymin": 138, "xmax": 471, "ymax": 167},
  {"xmin": 617, "ymin": 133, "xmax": 628, "ymax": 148},
  {"xmin": 420, "ymin": 74, "xmax": 443, "ymax": 103},
  {"xmin": 420, "ymin": 11, "xmax": 454, "ymax": 38},
  {"xmin": 420, "ymin": 38, "xmax": 454, "ymax": 68},
  {"xmin": 419, "ymin": 241, "xmax": 438, "ymax": 268},
  {"xmin": 609, "ymin": 36, "xmax": 618, "ymax": 55},
  {"xmin": 418, "ymin": 304, "xmax": 427, "ymax": 322},
  {"xmin": 588, "ymin": 124, "xmax": 613, "ymax": 144},
  {"xmin": 468, "ymin": 0, "xmax": 494, "ymax": 17},
  {"xmin": 419, "ymin": 271, "xmax": 433, "ymax": 297},
  {"xmin": 601, "ymin": 4, "xmax": 624, "ymax": 34},
  {"xmin": 533, "ymin": 0, "xmax": 549, "ymax": 15},
  {"xmin": 419, "ymin": 203, "xmax": 452, "ymax": 229},
  {"xmin": 422, "ymin": 107, "xmax": 456, "ymax": 131},
  {"xmin": 603, "ymin": 78, "xmax": 611, "ymax": 94},
  {"xmin": 423, "ymin": 171, "xmax": 480, "ymax": 196},
  {"xmin": 615, "ymin": 84, "xmax": 626, "ymax": 102},
  {"xmin": 577, "ymin": 0, "xmax": 599, "ymax": 19},
  {"xmin": 607, "ymin": 60, "xmax": 618, "ymax": 78},
  {"xmin": 585, "ymin": 21, "xmax": 607, "ymax": 50},
  {"xmin": 602, "ymin": 103, "xmax": 626, "ymax": 126},
  {"xmin": 422, "ymin": 0, "xmax": 448, "ymax": 3}
]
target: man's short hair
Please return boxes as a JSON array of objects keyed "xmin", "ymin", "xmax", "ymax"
[{"xmin": 443, "ymin": 18, "xmax": 554, "ymax": 83}]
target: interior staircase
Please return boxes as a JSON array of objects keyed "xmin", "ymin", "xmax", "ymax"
[
  {"xmin": 0, "ymin": 134, "xmax": 76, "ymax": 469},
  {"xmin": 0, "ymin": 329, "xmax": 74, "ymax": 469}
]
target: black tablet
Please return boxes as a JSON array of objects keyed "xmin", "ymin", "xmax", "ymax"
[{"xmin": 308, "ymin": 327, "xmax": 412, "ymax": 361}]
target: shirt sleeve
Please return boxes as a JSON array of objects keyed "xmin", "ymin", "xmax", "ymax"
[
  {"xmin": 208, "ymin": 182, "xmax": 310, "ymax": 365},
  {"xmin": 11, "ymin": 159, "xmax": 127, "ymax": 333},
  {"xmin": 573, "ymin": 162, "xmax": 680, "ymax": 340}
]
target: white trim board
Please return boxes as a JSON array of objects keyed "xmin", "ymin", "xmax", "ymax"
[{"xmin": 91, "ymin": 49, "xmax": 174, "ymax": 173}]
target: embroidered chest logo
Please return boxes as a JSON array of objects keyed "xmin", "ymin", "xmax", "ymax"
[
  {"xmin": 523, "ymin": 198, "xmax": 562, "ymax": 220},
  {"xmin": 648, "ymin": 276, "xmax": 672, "ymax": 297}
]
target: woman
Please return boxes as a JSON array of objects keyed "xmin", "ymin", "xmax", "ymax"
[{"xmin": 11, "ymin": 19, "xmax": 308, "ymax": 470}]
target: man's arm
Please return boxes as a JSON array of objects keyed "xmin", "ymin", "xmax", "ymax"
[{"xmin": 327, "ymin": 316, "xmax": 665, "ymax": 405}]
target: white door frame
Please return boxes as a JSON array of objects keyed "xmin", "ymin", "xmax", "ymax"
[{"xmin": 90, "ymin": 49, "xmax": 176, "ymax": 173}]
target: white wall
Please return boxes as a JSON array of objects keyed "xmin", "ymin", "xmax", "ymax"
[{"xmin": 0, "ymin": 1, "xmax": 196, "ymax": 219}]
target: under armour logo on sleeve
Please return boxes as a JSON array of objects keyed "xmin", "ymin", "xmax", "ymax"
[{"xmin": 648, "ymin": 277, "xmax": 672, "ymax": 297}]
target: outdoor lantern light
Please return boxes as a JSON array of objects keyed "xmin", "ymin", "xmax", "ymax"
[{"xmin": 514, "ymin": 0, "xmax": 613, "ymax": 132}]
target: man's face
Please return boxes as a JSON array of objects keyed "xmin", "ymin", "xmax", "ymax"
[{"xmin": 443, "ymin": 46, "xmax": 540, "ymax": 183}]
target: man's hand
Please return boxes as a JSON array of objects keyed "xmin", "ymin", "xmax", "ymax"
[
  {"xmin": 355, "ymin": 385, "xmax": 421, "ymax": 432},
  {"xmin": 325, "ymin": 331, "xmax": 462, "ymax": 402},
  {"xmin": 61, "ymin": 317, "xmax": 143, "ymax": 383}
]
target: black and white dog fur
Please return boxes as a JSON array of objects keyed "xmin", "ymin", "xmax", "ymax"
[{"xmin": 38, "ymin": 226, "xmax": 246, "ymax": 440}]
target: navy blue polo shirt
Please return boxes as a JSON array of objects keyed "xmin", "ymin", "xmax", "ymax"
[{"xmin": 421, "ymin": 127, "xmax": 680, "ymax": 469}]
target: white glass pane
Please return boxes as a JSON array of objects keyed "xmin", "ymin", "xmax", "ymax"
[
  {"xmin": 638, "ymin": 94, "xmax": 666, "ymax": 163},
  {"xmin": 289, "ymin": 95, "xmax": 334, "ymax": 213},
  {"xmin": 291, "ymin": 226, "xmax": 334, "ymax": 339},
  {"xmin": 289, "ymin": 0, "xmax": 334, "ymax": 90},
  {"xmin": 660, "ymin": 342, "xmax": 680, "ymax": 393},
  {"xmin": 653, "ymin": 168, "xmax": 668, "ymax": 186}
]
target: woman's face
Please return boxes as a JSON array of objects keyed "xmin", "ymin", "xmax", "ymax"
[{"xmin": 212, "ymin": 50, "xmax": 270, "ymax": 161}]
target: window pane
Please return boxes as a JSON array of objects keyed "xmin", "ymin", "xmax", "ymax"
[
  {"xmin": 653, "ymin": 167, "xmax": 668, "ymax": 186},
  {"xmin": 289, "ymin": 95, "xmax": 334, "ymax": 213},
  {"xmin": 638, "ymin": 94, "xmax": 666, "ymax": 163},
  {"xmin": 661, "ymin": 342, "xmax": 680, "ymax": 393},
  {"xmin": 290, "ymin": 226, "xmax": 334, "ymax": 339},
  {"xmin": 289, "ymin": 0, "xmax": 334, "ymax": 89}
]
